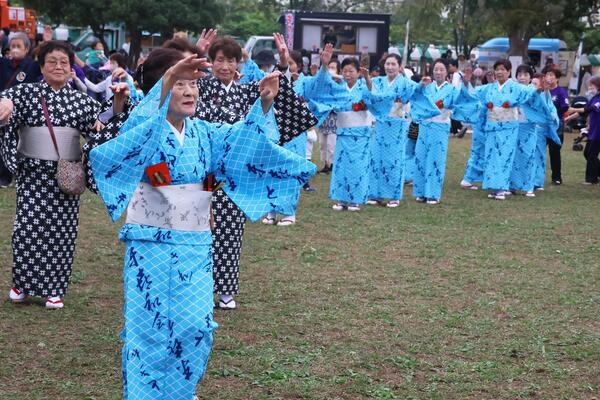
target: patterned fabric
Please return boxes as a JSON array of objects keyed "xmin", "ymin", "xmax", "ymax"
[
  {"xmin": 196, "ymin": 73, "xmax": 316, "ymax": 295},
  {"xmin": 404, "ymin": 137, "xmax": 417, "ymax": 182},
  {"xmin": 0, "ymin": 81, "xmax": 100, "ymax": 297},
  {"xmin": 462, "ymin": 118, "xmax": 486, "ymax": 183},
  {"xmin": 412, "ymin": 82, "xmax": 480, "ymax": 200},
  {"xmin": 89, "ymin": 80, "xmax": 315, "ymax": 399},
  {"xmin": 368, "ymin": 76, "xmax": 439, "ymax": 201},
  {"xmin": 476, "ymin": 81, "xmax": 557, "ymax": 191},
  {"xmin": 197, "ymin": 74, "xmax": 317, "ymax": 145},
  {"xmin": 509, "ymin": 121, "xmax": 538, "ymax": 191},
  {"xmin": 300, "ymin": 67, "xmax": 391, "ymax": 205},
  {"xmin": 271, "ymin": 132, "xmax": 306, "ymax": 215}
]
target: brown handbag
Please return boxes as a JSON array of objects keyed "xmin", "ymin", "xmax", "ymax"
[{"xmin": 41, "ymin": 97, "xmax": 86, "ymax": 196}]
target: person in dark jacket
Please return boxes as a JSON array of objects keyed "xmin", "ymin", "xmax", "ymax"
[
  {"xmin": 543, "ymin": 65, "xmax": 569, "ymax": 185},
  {"xmin": 0, "ymin": 32, "xmax": 41, "ymax": 187}
]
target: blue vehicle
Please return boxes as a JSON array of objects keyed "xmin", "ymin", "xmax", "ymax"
[{"xmin": 478, "ymin": 37, "xmax": 568, "ymax": 71}]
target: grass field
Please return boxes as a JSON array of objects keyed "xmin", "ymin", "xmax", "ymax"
[{"xmin": 0, "ymin": 133, "xmax": 599, "ymax": 400}]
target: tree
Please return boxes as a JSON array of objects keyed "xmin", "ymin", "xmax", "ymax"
[
  {"xmin": 24, "ymin": 0, "xmax": 225, "ymax": 67},
  {"xmin": 480, "ymin": 0, "xmax": 600, "ymax": 61},
  {"xmin": 110, "ymin": 0, "xmax": 224, "ymax": 67},
  {"xmin": 220, "ymin": 0, "xmax": 281, "ymax": 38}
]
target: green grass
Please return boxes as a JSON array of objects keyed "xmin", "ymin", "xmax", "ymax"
[{"xmin": 1, "ymin": 133, "xmax": 599, "ymax": 399}]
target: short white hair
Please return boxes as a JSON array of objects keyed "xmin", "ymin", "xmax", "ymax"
[{"xmin": 9, "ymin": 32, "xmax": 31, "ymax": 50}]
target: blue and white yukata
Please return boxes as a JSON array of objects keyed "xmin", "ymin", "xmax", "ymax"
[
  {"xmin": 475, "ymin": 80, "xmax": 556, "ymax": 192},
  {"xmin": 412, "ymin": 81, "xmax": 480, "ymax": 201},
  {"xmin": 530, "ymin": 123, "xmax": 562, "ymax": 189},
  {"xmin": 462, "ymin": 111, "xmax": 486, "ymax": 185},
  {"xmin": 368, "ymin": 76, "xmax": 439, "ymax": 201},
  {"xmin": 509, "ymin": 86, "xmax": 559, "ymax": 193},
  {"xmin": 301, "ymin": 67, "xmax": 390, "ymax": 206},
  {"xmin": 89, "ymin": 80, "xmax": 315, "ymax": 400}
]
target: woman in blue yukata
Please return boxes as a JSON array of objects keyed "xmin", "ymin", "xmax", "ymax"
[
  {"xmin": 474, "ymin": 59, "xmax": 557, "ymax": 200},
  {"xmin": 411, "ymin": 58, "xmax": 480, "ymax": 205},
  {"xmin": 89, "ymin": 54, "xmax": 315, "ymax": 400},
  {"xmin": 508, "ymin": 65, "xmax": 559, "ymax": 197},
  {"xmin": 367, "ymin": 54, "xmax": 439, "ymax": 208},
  {"xmin": 300, "ymin": 43, "xmax": 391, "ymax": 212}
]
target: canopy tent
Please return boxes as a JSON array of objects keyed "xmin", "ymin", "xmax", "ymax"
[{"xmin": 581, "ymin": 54, "xmax": 600, "ymax": 66}]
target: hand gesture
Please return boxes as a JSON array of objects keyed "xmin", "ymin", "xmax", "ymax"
[
  {"xmin": 259, "ymin": 71, "xmax": 281, "ymax": 112},
  {"xmin": 0, "ymin": 98, "xmax": 13, "ymax": 122},
  {"xmin": 110, "ymin": 82, "xmax": 131, "ymax": 101},
  {"xmin": 320, "ymin": 43, "xmax": 334, "ymax": 68},
  {"xmin": 169, "ymin": 55, "xmax": 211, "ymax": 81},
  {"xmin": 421, "ymin": 76, "xmax": 432, "ymax": 86},
  {"xmin": 273, "ymin": 32, "xmax": 289, "ymax": 67},
  {"xmin": 196, "ymin": 28, "xmax": 218, "ymax": 55},
  {"xmin": 93, "ymin": 120, "xmax": 105, "ymax": 132},
  {"xmin": 112, "ymin": 67, "xmax": 128, "ymax": 82},
  {"xmin": 360, "ymin": 67, "xmax": 372, "ymax": 90}
]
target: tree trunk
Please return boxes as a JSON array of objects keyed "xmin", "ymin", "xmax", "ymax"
[
  {"xmin": 128, "ymin": 29, "xmax": 143, "ymax": 70},
  {"xmin": 507, "ymin": 30, "xmax": 531, "ymax": 63}
]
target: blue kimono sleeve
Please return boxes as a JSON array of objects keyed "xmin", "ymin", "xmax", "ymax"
[
  {"xmin": 89, "ymin": 80, "xmax": 170, "ymax": 221},
  {"xmin": 208, "ymin": 99, "xmax": 317, "ymax": 222},
  {"xmin": 409, "ymin": 82, "xmax": 442, "ymax": 122},
  {"xmin": 450, "ymin": 84, "xmax": 482, "ymax": 124},
  {"xmin": 301, "ymin": 67, "xmax": 351, "ymax": 110},
  {"xmin": 240, "ymin": 59, "xmax": 267, "ymax": 85},
  {"xmin": 363, "ymin": 86, "xmax": 393, "ymax": 118},
  {"xmin": 521, "ymin": 88, "xmax": 559, "ymax": 129}
]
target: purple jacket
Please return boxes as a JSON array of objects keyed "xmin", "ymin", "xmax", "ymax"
[
  {"xmin": 550, "ymin": 86, "xmax": 569, "ymax": 122},
  {"xmin": 585, "ymin": 94, "xmax": 600, "ymax": 142}
]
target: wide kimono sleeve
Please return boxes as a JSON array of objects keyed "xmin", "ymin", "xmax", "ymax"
[
  {"xmin": 89, "ymin": 81, "xmax": 168, "ymax": 221},
  {"xmin": 520, "ymin": 87, "xmax": 559, "ymax": 129},
  {"xmin": 240, "ymin": 73, "xmax": 317, "ymax": 145},
  {"xmin": 239, "ymin": 59, "xmax": 267, "ymax": 85},
  {"xmin": 208, "ymin": 99, "xmax": 316, "ymax": 222},
  {"xmin": 0, "ymin": 84, "xmax": 31, "ymax": 173},
  {"xmin": 449, "ymin": 84, "xmax": 482, "ymax": 124},
  {"xmin": 406, "ymin": 81, "xmax": 441, "ymax": 122},
  {"xmin": 301, "ymin": 67, "xmax": 351, "ymax": 111}
]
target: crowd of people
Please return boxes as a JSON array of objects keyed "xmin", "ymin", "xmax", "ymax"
[{"xmin": 0, "ymin": 28, "xmax": 599, "ymax": 399}]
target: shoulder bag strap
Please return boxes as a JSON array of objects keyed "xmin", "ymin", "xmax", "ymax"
[{"xmin": 41, "ymin": 97, "xmax": 61, "ymax": 159}]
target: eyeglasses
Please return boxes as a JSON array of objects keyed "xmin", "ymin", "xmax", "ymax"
[{"xmin": 45, "ymin": 58, "xmax": 70, "ymax": 69}]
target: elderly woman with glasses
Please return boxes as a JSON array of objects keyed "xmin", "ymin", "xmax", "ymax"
[{"xmin": 0, "ymin": 40, "xmax": 101, "ymax": 309}]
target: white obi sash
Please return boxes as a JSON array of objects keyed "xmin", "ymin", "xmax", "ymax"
[
  {"xmin": 487, "ymin": 107, "xmax": 519, "ymax": 123},
  {"xmin": 336, "ymin": 110, "xmax": 374, "ymax": 128},
  {"xmin": 126, "ymin": 182, "xmax": 212, "ymax": 232}
]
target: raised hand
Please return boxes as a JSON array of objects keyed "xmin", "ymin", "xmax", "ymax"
[
  {"xmin": 0, "ymin": 98, "xmax": 13, "ymax": 122},
  {"xmin": 112, "ymin": 67, "xmax": 128, "ymax": 82},
  {"xmin": 259, "ymin": 71, "xmax": 281, "ymax": 113},
  {"xmin": 196, "ymin": 28, "xmax": 218, "ymax": 55},
  {"xmin": 170, "ymin": 55, "xmax": 211, "ymax": 81},
  {"xmin": 273, "ymin": 32, "xmax": 289, "ymax": 67},
  {"xmin": 110, "ymin": 82, "xmax": 131, "ymax": 114},
  {"xmin": 320, "ymin": 43, "xmax": 334, "ymax": 68},
  {"xmin": 360, "ymin": 67, "xmax": 372, "ymax": 90}
]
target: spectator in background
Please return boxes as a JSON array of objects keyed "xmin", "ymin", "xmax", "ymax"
[
  {"xmin": 458, "ymin": 54, "xmax": 469, "ymax": 71},
  {"xmin": 0, "ymin": 32, "xmax": 41, "ymax": 188},
  {"xmin": 579, "ymin": 65, "xmax": 592, "ymax": 97},
  {"xmin": 323, "ymin": 28, "xmax": 337, "ymax": 47},
  {"xmin": 448, "ymin": 59, "xmax": 465, "ymax": 136},
  {"xmin": 0, "ymin": 27, "xmax": 9, "ymax": 50},
  {"xmin": 73, "ymin": 52, "xmax": 131, "ymax": 101},
  {"xmin": 85, "ymin": 40, "xmax": 108, "ymax": 68},
  {"xmin": 543, "ymin": 65, "xmax": 569, "ymax": 185}
]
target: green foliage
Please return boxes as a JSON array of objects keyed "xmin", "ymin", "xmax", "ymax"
[{"xmin": 219, "ymin": 0, "xmax": 280, "ymax": 39}]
